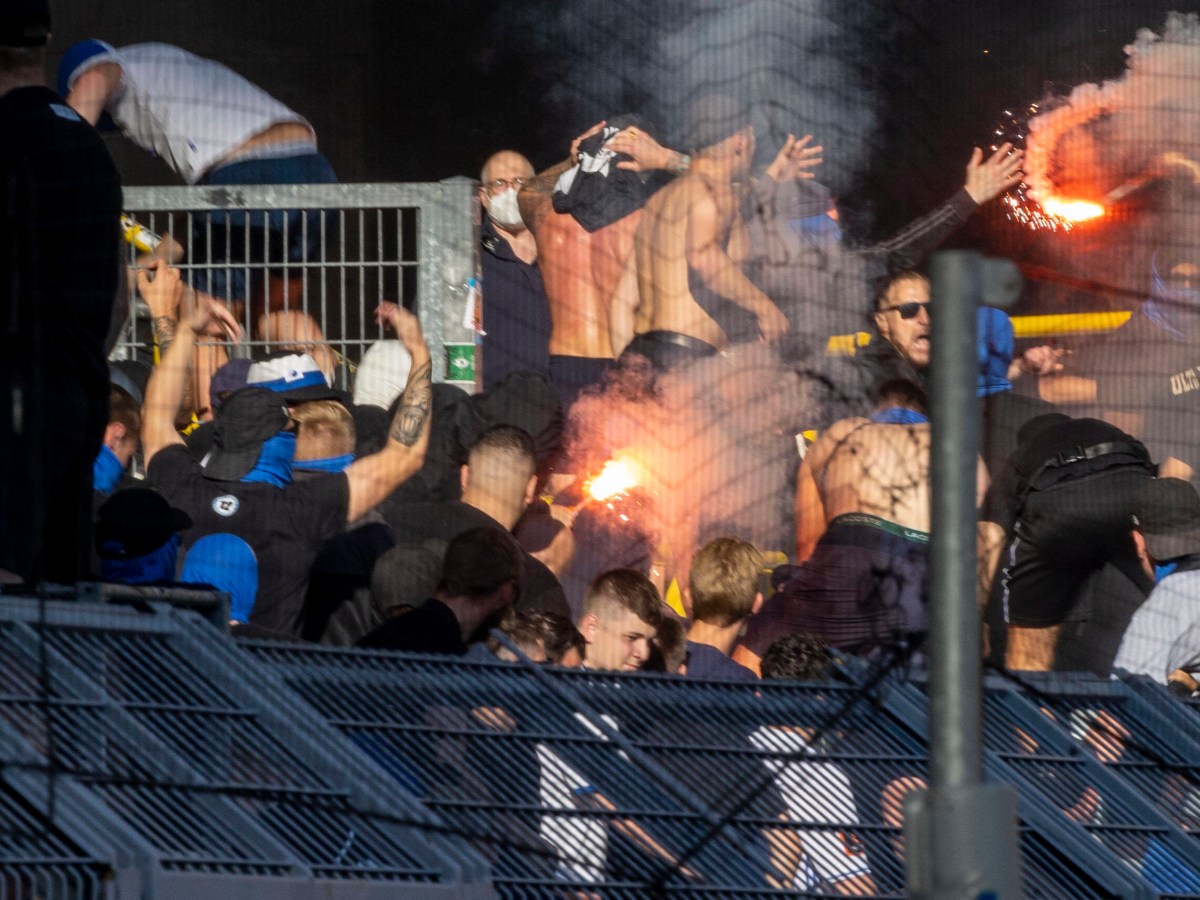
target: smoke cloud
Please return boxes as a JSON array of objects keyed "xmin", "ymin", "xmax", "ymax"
[
  {"xmin": 489, "ymin": 0, "xmax": 891, "ymax": 195},
  {"xmin": 564, "ymin": 345, "xmax": 820, "ymax": 587},
  {"xmin": 1022, "ymin": 12, "xmax": 1200, "ymax": 300}
]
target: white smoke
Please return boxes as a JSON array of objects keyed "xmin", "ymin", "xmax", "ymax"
[
  {"xmin": 1026, "ymin": 12, "xmax": 1200, "ymax": 204},
  {"xmin": 565, "ymin": 345, "xmax": 817, "ymax": 583}
]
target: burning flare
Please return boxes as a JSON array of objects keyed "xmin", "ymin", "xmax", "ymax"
[
  {"xmin": 1040, "ymin": 197, "xmax": 1105, "ymax": 223},
  {"xmin": 586, "ymin": 458, "xmax": 640, "ymax": 502}
]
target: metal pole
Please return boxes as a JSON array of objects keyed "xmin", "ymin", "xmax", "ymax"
[
  {"xmin": 929, "ymin": 250, "xmax": 983, "ymax": 790},
  {"xmin": 906, "ymin": 251, "xmax": 1021, "ymax": 899}
]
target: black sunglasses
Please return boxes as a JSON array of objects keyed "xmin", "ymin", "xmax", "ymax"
[{"xmin": 880, "ymin": 301, "xmax": 930, "ymax": 320}]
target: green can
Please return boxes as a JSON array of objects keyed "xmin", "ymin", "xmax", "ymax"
[{"xmin": 445, "ymin": 342, "xmax": 476, "ymax": 383}]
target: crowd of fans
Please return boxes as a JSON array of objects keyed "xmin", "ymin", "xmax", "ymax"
[
  {"xmin": 4, "ymin": 2, "xmax": 1200, "ymax": 691},
  {"xmin": 5, "ymin": 3, "xmax": 1200, "ymax": 887}
]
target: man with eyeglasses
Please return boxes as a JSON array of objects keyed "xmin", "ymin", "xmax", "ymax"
[{"xmin": 478, "ymin": 150, "xmax": 552, "ymax": 390}]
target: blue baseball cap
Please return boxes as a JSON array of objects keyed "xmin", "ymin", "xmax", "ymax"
[{"xmin": 57, "ymin": 39, "xmax": 115, "ymax": 97}]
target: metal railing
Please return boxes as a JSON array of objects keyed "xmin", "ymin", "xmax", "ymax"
[
  {"xmin": 5, "ymin": 594, "xmax": 1200, "ymax": 898},
  {"xmin": 118, "ymin": 183, "xmax": 479, "ymax": 390}
]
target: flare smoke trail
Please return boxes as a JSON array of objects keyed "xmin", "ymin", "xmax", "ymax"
[
  {"xmin": 490, "ymin": 0, "xmax": 899, "ymax": 195},
  {"xmin": 1026, "ymin": 12, "xmax": 1200, "ymax": 206},
  {"xmin": 1021, "ymin": 12, "xmax": 1200, "ymax": 301}
]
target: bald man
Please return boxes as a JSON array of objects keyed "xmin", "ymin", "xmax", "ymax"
[{"xmin": 479, "ymin": 150, "xmax": 552, "ymax": 390}]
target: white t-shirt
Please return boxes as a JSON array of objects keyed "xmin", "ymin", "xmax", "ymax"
[
  {"xmin": 750, "ymin": 725, "xmax": 873, "ymax": 889},
  {"xmin": 536, "ymin": 713, "xmax": 622, "ymax": 883},
  {"xmin": 73, "ymin": 43, "xmax": 311, "ymax": 183}
]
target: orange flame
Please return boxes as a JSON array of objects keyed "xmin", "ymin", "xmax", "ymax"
[
  {"xmin": 1041, "ymin": 197, "xmax": 1105, "ymax": 223},
  {"xmin": 586, "ymin": 458, "xmax": 640, "ymax": 502}
]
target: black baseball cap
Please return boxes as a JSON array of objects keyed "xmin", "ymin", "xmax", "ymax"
[
  {"xmin": 201, "ymin": 388, "xmax": 290, "ymax": 482},
  {"xmin": 1133, "ymin": 478, "xmax": 1200, "ymax": 561},
  {"xmin": 0, "ymin": 0, "xmax": 49, "ymax": 48},
  {"xmin": 96, "ymin": 488, "xmax": 192, "ymax": 558}
]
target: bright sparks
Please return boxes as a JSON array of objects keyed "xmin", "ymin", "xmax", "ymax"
[
  {"xmin": 1041, "ymin": 198, "xmax": 1105, "ymax": 222},
  {"xmin": 1002, "ymin": 191, "xmax": 1105, "ymax": 232},
  {"xmin": 586, "ymin": 458, "xmax": 640, "ymax": 502}
]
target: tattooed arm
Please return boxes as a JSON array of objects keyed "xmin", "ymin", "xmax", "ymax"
[{"xmin": 343, "ymin": 302, "xmax": 432, "ymax": 523}]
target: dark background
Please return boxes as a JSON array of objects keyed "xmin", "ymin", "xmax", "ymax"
[{"xmin": 51, "ymin": 0, "xmax": 1192, "ymax": 307}]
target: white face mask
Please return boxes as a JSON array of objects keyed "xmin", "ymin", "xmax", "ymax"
[{"xmin": 487, "ymin": 187, "xmax": 525, "ymax": 230}]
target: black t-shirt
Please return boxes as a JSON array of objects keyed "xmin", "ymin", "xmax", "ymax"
[
  {"xmin": 357, "ymin": 597, "xmax": 466, "ymax": 655},
  {"xmin": 1071, "ymin": 312, "xmax": 1200, "ymax": 472},
  {"xmin": 382, "ymin": 499, "xmax": 570, "ymax": 618},
  {"xmin": 480, "ymin": 219, "xmax": 552, "ymax": 391},
  {"xmin": 685, "ymin": 641, "xmax": 758, "ymax": 681},
  {"xmin": 147, "ymin": 445, "xmax": 349, "ymax": 635},
  {"xmin": 0, "ymin": 86, "xmax": 121, "ymax": 441}
]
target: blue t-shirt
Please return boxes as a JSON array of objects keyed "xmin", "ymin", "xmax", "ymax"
[{"xmin": 685, "ymin": 641, "xmax": 758, "ymax": 681}]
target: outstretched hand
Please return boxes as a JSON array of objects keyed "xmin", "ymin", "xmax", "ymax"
[
  {"xmin": 375, "ymin": 300, "xmax": 427, "ymax": 354},
  {"xmin": 1008, "ymin": 343, "xmax": 1069, "ymax": 380},
  {"xmin": 964, "ymin": 142, "xmax": 1025, "ymax": 205},
  {"xmin": 135, "ymin": 259, "xmax": 186, "ymax": 319},
  {"xmin": 765, "ymin": 133, "xmax": 823, "ymax": 183}
]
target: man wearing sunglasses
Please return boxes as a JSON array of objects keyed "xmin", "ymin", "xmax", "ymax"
[
  {"xmin": 863, "ymin": 272, "xmax": 932, "ymax": 388},
  {"xmin": 855, "ymin": 270, "xmax": 1060, "ymax": 403}
]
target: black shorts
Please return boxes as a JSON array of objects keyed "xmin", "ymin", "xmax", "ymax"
[{"xmin": 1000, "ymin": 466, "xmax": 1152, "ymax": 629}]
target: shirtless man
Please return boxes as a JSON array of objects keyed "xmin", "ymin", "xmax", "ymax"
[
  {"xmin": 622, "ymin": 97, "xmax": 822, "ymax": 371},
  {"xmin": 734, "ymin": 380, "xmax": 982, "ymax": 671},
  {"xmin": 518, "ymin": 121, "xmax": 685, "ymax": 411}
]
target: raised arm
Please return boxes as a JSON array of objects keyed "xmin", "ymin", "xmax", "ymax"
[
  {"xmin": 342, "ymin": 302, "xmax": 432, "ymax": 523},
  {"xmin": 517, "ymin": 121, "xmax": 607, "ymax": 236},
  {"xmin": 871, "ymin": 144, "xmax": 1025, "ymax": 272},
  {"xmin": 140, "ymin": 266, "xmax": 241, "ymax": 463},
  {"xmin": 686, "ymin": 187, "xmax": 788, "ymax": 341}
]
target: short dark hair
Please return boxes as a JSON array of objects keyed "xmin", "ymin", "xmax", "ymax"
[
  {"xmin": 870, "ymin": 378, "xmax": 927, "ymax": 415},
  {"xmin": 440, "ymin": 527, "xmax": 524, "ymax": 600},
  {"xmin": 527, "ymin": 610, "xmax": 586, "ymax": 664},
  {"xmin": 470, "ymin": 424, "xmax": 537, "ymax": 467},
  {"xmin": 874, "ymin": 270, "xmax": 929, "ymax": 311},
  {"xmin": 487, "ymin": 609, "xmax": 548, "ymax": 659},
  {"xmin": 583, "ymin": 569, "xmax": 663, "ymax": 628},
  {"xmin": 760, "ymin": 633, "xmax": 832, "ymax": 681},
  {"xmin": 109, "ymin": 385, "xmax": 141, "ymax": 435}
]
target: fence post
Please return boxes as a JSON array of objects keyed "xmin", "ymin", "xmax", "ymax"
[{"xmin": 906, "ymin": 250, "xmax": 1022, "ymax": 899}]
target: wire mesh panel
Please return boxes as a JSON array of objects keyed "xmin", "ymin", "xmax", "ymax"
[
  {"xmin": 1002, "ymin": 674, "xmax": 1200, "ymax": 851},
  {"xmin": 0, "ymin": 597, "xmax": 493, "ymax": 898},
  {"xmin": 248, "ymin": 642, "xmax": 1144, "ymax": 898},
  {"xmin": 0, "ymin": 781, "xmax": 110, "ymax": 900},
  {"xmin": 119, "ymin": 183, "xmax": 478, "ymax": 392},
  {"xmin": 886, "ymin": 670, "xmax": 1200, "ymax": 898}
]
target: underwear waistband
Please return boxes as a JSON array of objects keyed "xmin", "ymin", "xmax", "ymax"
[
  {"xmin": 826, "ymin": 512, "xmax": 930, "ymax": 545},
  {"xmin": 639, "ymin": 330, "xmax": 719, "ymax": 356}
]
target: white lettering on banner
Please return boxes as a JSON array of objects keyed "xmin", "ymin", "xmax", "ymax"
[{"xmin": 1170, "ymin": 367, "xmax": 1200, "ymax": 396}]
